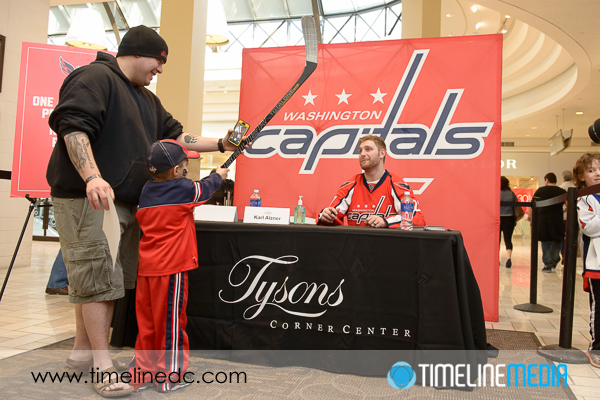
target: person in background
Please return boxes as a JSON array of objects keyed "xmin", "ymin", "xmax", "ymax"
[
  {"xmin": 572, "ymin": 152, "xmax": 600, "ymax": 368},
  {"xmin": 500, "ymin": 176, "xmax": 518, "ymax": 268},
  {"xmin": 45, "ymin": 249, "xmax": 68, "ymax": 295},
  {"xmin": 560, "ymin": 170, "xmax": 576, "ymax": 261},
  {"xmin": 527, "ymin": 173, "xmax": 566, "ymax": 273},
  {"xmin": 317, "ymin": 134, "xmax": 425, "ymax": 228},
  {"xmin": 129, "ymin": 139, "xmax": 228, "ymax": 391}
]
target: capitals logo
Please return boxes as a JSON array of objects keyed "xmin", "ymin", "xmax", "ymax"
[
  {"xmin": 59, "ymin": 56, "xmax": 79, "ymax": 76},
  {"xmin": 243, "ymin": 49, "xmax": 494, "ymax": 174}
]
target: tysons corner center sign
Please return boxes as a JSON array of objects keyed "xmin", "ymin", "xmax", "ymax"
[{"xmin": 234, "ymin": 35, "xmax": 502, "ymax": 321}]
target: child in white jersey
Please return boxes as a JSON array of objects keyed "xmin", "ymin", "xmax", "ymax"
[{"xmin": 573, "ymin": 152, "xmax": 600, "ymax": 368}]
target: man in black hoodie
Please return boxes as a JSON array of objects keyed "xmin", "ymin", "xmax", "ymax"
[{"xmin": 46, "ymin": 26, "xmax": 235, "ymax": 396}]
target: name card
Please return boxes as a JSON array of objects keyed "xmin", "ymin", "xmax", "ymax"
[
  {"xmin": 194, "ymin": 205, "xmax": 237, "ymax": 222},
  {"xmin": 243, "ymin": 206, "xmax": 290, "ymax": 225}
]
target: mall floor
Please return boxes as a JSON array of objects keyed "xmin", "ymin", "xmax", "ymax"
[{"xmin": 0, "ymin": 238, "xmax": 598, "ymax": 399}]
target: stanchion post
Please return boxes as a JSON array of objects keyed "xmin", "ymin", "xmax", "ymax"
[
  {"xmin": 537, "ymin": 187, "xmax": 588, "ymax": 363},
  {"xmin": 514, "ymin": 197, "xmax": 553, "ymax": 313},
  {"xmin": 558, "ymin": 187, "xmax": 579, "ymax": 348},
  {"xmin": 529, "ymin": 197, "xmax": 539, "ymax": 303}
]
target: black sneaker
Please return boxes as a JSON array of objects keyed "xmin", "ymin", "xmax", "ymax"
[
  {"xmin": 505, "ymin": 259, "xmax": 512, "ymax": 268},
  {"xmin": 542, "ymin": 267, "xmax": 552, "ymax": 273}
]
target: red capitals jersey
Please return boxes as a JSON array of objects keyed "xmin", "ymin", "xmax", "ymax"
[{"xmin": 317, "ymin": 170, "xmax": 426, "ymax": 228}]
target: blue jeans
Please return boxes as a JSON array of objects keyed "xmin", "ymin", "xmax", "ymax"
[
  {"xmin": 47, "ymin": 249, "xmax": 68, "ymax": 289},
  {"xmin": 541, "ymin": 241, "xmax": 561, "ymax": 269}
]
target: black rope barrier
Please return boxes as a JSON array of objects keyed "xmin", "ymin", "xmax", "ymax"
[
  {"xmin": 537, "ymin": 183, "xmax": 600, "ymax": 363},
  {"xmin": 502, "ymin": 182, "xmax": 600, "ymax": 363},
  {"xmin": 501, "ymin": 198, "xmax": 552, "ymax": 313}
]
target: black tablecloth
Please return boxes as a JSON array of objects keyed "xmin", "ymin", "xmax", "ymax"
[{"xmin": 187, "ymin": 222, "xmax": 486, "ymax": 353}]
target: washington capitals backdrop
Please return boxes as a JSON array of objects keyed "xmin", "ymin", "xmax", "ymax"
[
  {"xmin": 10, "ymin": 43, "xmax": 112, "ymax": 198},
  {"xmin": 233, "ymin": 35, "xmax": 502, "ymax": 321}
]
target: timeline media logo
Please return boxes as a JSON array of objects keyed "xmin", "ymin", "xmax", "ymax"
[{"xmin": 387, "ymin": 362, "xmax": 416, "ymax": 389}]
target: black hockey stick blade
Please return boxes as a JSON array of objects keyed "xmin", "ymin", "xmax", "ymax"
[{"xmin": 222, "ymin": 15, "xmax": 318, "ymax": 169}]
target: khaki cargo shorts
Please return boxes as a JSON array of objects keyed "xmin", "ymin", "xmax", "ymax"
[{"xmin": 52, "ymin": 197, "xmax": 139, "ymax": 304}]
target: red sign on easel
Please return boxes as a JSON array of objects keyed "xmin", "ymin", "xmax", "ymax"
[{"xmin": 10, "ymin": 43, "xmax": 114, "ymax": 198}]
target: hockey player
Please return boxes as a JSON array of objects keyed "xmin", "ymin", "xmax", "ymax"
[{"xmin": 318, "ymin": 134, "xmax": 425, "ymax": 229}]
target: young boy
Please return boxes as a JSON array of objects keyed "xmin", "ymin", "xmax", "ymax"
[
  {"xmin": 128, "ymin": 139, "xmax": 228, "ymax": 391},
  {"xmin": 573, "ymin": 152, "xmax": 600, "ymax": 368}
]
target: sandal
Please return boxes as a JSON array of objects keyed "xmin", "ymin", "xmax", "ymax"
[
  {"xmin": 64, "ymin": 357, "xmax": 130, "ymax": 375},
  {"xmin": 91, "ymin": 367, "xmax": 133, "ymax": 398}
]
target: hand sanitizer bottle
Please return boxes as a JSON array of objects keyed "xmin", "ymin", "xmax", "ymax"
[{"xmin": 294, "ymin": 196, "xmax": 305, "ymax": 224}]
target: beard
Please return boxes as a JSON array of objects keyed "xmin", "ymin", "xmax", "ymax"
[{"xmin": 360, "ymin": 157, "xmax": 378, "ymax": 170}]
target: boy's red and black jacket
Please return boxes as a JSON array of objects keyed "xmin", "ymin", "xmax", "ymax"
[{"xmin": 136, "ymin": 174, "xmax": 222, "ymax": 277}]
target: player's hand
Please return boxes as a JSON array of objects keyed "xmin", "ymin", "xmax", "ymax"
[
  {"xmin": 365, "ymin": 215, "xmax": 386, "ymax": 228},
  {"xmin": 223, "ymin": 129, "xmax": 252, "ymax": 151},
  {"xmin": 216, "ymin": 166, "xmax": 229, "ymax": 180},
  {"xmin": 86, "ymin": 177, "xmax": 114, "ymax": 212},
  {"xmin": 320, "ymin": 207, "xmax": 338, "ymax": 224}
]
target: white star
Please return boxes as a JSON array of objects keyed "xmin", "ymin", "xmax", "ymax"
[
  {"xmin": 302, "ymin": 90, "xmax": 318, "ymax": 105},
  {"xmin": 336, "ymin": 89, "xmax": 352, "ymax": 105},
  {"xmin": 370, "ymin": 88, "xmax": 387, "ymax": 104}
]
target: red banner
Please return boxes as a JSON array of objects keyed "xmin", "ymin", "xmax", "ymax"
[
  {"xmin": 234, "ymin": 35, "xmax": 502, "ymax": 321},
  {"xmin": 10, "ymin": 43, "xmax": 114, "ymax": 198}
]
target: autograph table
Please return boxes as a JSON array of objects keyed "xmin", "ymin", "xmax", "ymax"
[{"xmin": 185, "ymin": 221, "xmax": 487, "ymax": 376}]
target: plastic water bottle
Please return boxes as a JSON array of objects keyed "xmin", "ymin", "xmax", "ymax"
[
  {"xmin": 250, "ymin": 189, "xmax": 261, "ymax": 207},
  {"xmin": 400, "ymin": 191, "xmax": 414, "ymax": 230}
]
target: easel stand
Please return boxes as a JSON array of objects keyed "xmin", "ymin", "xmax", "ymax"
[{"xmin": 0, "ymin": 195, "xmax": 39, "ymax": 302}]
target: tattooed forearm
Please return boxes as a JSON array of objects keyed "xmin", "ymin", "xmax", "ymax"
[
  {"xmin": 64, "ymin": 132, "xmax": 96, "ymax": 175},
  {"xmin": 183, "ymin": 134, "xmax": 198, "ymax": 144}
]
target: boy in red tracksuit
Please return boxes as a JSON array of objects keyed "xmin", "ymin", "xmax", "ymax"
[{"xmin": 128, "ymin": 139, "xmax": 228, "ymax": 391}]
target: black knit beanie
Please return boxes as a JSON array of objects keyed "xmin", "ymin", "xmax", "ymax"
[{"xmin": 116, "ymin": 25, "xmax": 168, "ymax": 64}]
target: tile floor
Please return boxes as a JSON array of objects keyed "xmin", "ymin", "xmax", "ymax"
[{"xmin": 0, "ymin": 237, "xmax": 597, "ymax": 398}]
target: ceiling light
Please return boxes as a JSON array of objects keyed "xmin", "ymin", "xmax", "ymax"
[
  {"xmin": 505, "ymin": 15, "xmax": 511, "ymax": 18},
  {"xmin": 576, "ymin": 111, "xmax": 584, "ymax": 115},
  {"xmin": 501, "ymin": 29, "xmax": 508, "ymax": 34},
  {"xmin": 471, "ymin": 5, "xmax": 478, "ymax": 13},
  {"xmin": 475, "ymin": 22, "xmax": 482, "ymax": 29},
  {"xmin": 446, "ymin": 13, "xmax": 454, "ymax": 17},
  {"xmin": 531, "ymin": 127, "xmax": 538, "ymax": 129},
  {"xmin": 64, "ymin": 8, "xmax": 107, "ymax": 50},
  {"xmin": 206, "ymin": 0, "xmax": 229, "ymax": 47}
]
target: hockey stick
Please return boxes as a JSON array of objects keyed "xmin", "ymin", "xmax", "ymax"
[{"xmin": 221, "ymin": 15, "xmax": 318, "ymax": 168}]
